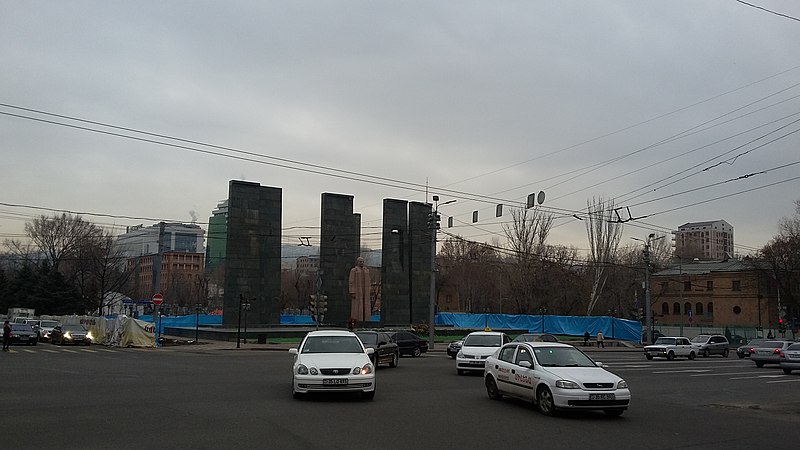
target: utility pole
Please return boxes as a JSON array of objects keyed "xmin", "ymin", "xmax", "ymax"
[
  {"xmin": 428, "ymin": 196, "xmax": 455, "ymax": 350},
  {"xmin": 634, "ymin": 233, "xmax": 661, "ymax": 345}
]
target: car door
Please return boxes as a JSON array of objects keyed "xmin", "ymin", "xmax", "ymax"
[
  {"xmin": 677, "ymin": 338, "xmax": 692, "ymax": 356},
  {"xmin": 511, "ymin": 344, "xmax": 537, "ymax": 401},
  {"xmin": 490, "ymin": 344, "xmax": 518, "ymax": 396},
  {"xmin": 377, "ymin": 332, "xmax": 394, "ymax": 361}
]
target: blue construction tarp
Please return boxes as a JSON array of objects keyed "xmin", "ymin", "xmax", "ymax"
[{"xmin": 436, "ymin": 312, "xmax": 641, "ymax": 342}]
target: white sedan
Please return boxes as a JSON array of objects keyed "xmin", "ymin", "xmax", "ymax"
[
  {"xmin": 484, "ymin": 342, "xmax": 630, "ymax": 417},
  {"xmin": 289, "ymin": 330, "xmax": 376, "ymax": 400}
]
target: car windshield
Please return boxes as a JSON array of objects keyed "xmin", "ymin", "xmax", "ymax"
[
  {"xmin": 653, "ymin": 338, "xmax": 676, "ymax": 345},
  {"xmin": 691, "ymin": 336, "xmax": 711, "ymax": 343},
  {"xmin": 40, "ymin": 320, "xmax": 59, "ymax": 327},
  {"xmin": 463, "ymin": 335, "xmax": 502, "ymax": 347},
  {"xmin": 301, "ymin": 336, "xmax": 364, "ymax": 354},
  {"xmin": 11, "ymin": 324, "xmax": 34, "ymax": 331},
  {"xmin": 533, "ymin": 347, "xmax": 596, "ymax": 367},
  {"xmin": 787, "ymin": 343, "xmax": 800, "ymax": 351},
  {"xmin": 355, "ymin": 333, "xmax": 377, "ymax": 345},
  {"xmin": 63, "ymin": 325, "xmax": 87, "ymax": 332}
]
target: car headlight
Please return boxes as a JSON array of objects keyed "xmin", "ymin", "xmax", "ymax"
[
  {"xmin": 309, "ymin": 367, "xmax": 319, "ymax": 375},
  {"xmin": 86, "ymin": 332, "xmax": 94, "ymax": 341},
  {"xmin": 355, "ymin": 364, "xmax": 373, "ymax": 375},
  {"xmin": 296, "ymin": 364, "xmax": 309, "ymax": 375},
  {"xmin": 617, "ymin": 380, "xmax": 628, "ymax": 389},
  {"xmin": 64, "ymin": 332, "xmax": 72, "ymax": 340},
  {"xmin": 555, "ymin": 380, "xmax": 580, "ymax": 389}
]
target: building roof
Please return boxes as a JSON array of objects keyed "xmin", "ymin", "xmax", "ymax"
[
  {"xmin": 678, "ymin": 219, "xmax": 732, "ymax": 229},
  {"xmin": 653, "ymin": 258, "xmax": 768, "ymax": 276}
]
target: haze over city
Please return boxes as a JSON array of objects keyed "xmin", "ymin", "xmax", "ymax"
[{"xmin": 2, "ymin": 1, "xmax": 799, "ymax": 255}]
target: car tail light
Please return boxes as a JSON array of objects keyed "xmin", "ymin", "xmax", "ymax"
[
  {"xmin": 779, "ymin": 351, "xmax": 785, "ymax": 358},
  {"xmin": 773, "ymin": 348, "xmax": 781, "ymax": 354},
  {"xmin": 748, "ymin": 348, "xmax": 755, "ymax": 353}
]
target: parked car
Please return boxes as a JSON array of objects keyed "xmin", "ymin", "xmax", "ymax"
[
  {"xmin": 288, "ymin": 330, "xmax": 375, "ymax": 399},
  {"xmin": 388, "ymin": 331, "xmax": 428, "ymax": 357},
  {"xmin": 447, "ymin": 340, "xmax": 463, "ymax": 359},
  {"xmin": 643, "ymin": 337, "xmax": 696, "ymax": 360},
  {"xmin": 780, "ymin": 342, "xmax": 800, "ymax": 375},
  {"xmin": 690, "ymin": 334, "xmax": 729, "ymax": 357},
  {"xmin": 456, "ymin": 331, "xmax": 511, "ymax": 375},
  {"xmin": 50, "ymin": 324, "xmax": 93, "ymax": 346},
  {"xmin": 513, "ymin": 333, "xmax": 559, "ymax": 343},
  {"xmin": 751, "ymin": 340, "xmax": 795, "ymax": 368},
  {"xmin": 736, "ymin": 338, "xmax": 766, "ymax": 359},
  {"xmin": 484, "ymin": 341, "xmax": 631, "ymax": 416},
  {"xmin": 355, "ymin": 331, "xmax": 399, "ymax": 368},
  {"xmin": 8, "ymin": 323, "xmax": 38, "ymax": 346},
  {"xmin": 28, "ymin": 319, "xmax": 60, "ymax": 342}
]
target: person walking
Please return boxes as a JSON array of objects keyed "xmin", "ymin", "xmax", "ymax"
[
  {"xmin": 583, "ymin": 331, "xmax": 590, "ymax": 347},
  {"xmin": 596, "ymin": 330, "xmax": 605, "ymax": 348},
  {"xmin": 2, "ymin": 320, "xmax": 11, "ymax": 351}
]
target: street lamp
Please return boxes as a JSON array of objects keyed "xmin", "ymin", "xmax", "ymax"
[
  {"xmin": 194, "ymin": 303, "xmax": 201, "ymax": 344},
  {"xmin": 429, "ymin": 196, "xmax": 456, "ymax": 350},
  {"xmin": 632, "ymin": 233, "xmax": 663, "ymax": 345}
]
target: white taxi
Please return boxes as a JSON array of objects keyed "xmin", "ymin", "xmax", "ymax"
[
  {"xmin": 289, "ymin": 330, "xmax": 376, "ymax": 399},
  {"xmin": 456, "ymin": 331, "xmax": 510, "ymax": 375},
  {"xmin": 484, "ymin": 342, "xmax": 630, "ymax": 416}
]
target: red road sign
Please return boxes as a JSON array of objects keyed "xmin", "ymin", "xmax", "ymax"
[{"xmin": 152, "ymin": 294, "xmax": 164, "ymax": 305}]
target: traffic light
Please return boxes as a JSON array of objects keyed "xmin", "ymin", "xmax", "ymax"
[
  {"xmin": 309, "ymin": 295, "xmax": 317, "ymax": 322},
  {"xmin": 778, "ymin": 318, "xmax": 786, "ymax": 333},
  {"xmin": 638, "ymin": 307, "xmax": 644, "ymax": 322},
  {"xmin": 309, "ymin": 295, "xmax": 328, "ymax": 323},
  {"xmin": 427, "ymin": 212, "xmax": 441, "ymax": 230}
]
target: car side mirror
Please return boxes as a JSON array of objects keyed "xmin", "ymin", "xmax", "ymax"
[
  {"xmin": 519, "ymin": 361, "xmax": 532, "ymax": 368},
  {"xmin": 288, "ymin": 348, "xmax": 298, "ymax": 355},
  {"xmin": 365, "ymin": 348, "xmax": 375, "ymax": 355},
  {"xmin": 595, "ymin": 361, "xmax": 606, "ymax": 368}
]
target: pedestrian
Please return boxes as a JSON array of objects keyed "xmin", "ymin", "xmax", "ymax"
[
  {"xmin": 583, "ymin": 330, "xmax": 590, "ymax": 347},
  {"xmin": 2, "ymin": 320, "xmax": 10, "ymax": 351},
  {"xmin": 767, "ymin": 330, "xmax": 774, "ymax": 339},
  {"xmin": 596, "ymin": 330, "xmax": 605, "ymax": 348}
]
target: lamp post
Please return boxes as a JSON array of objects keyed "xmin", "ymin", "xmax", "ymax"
[
  {"xmin": 428, "ymin": 196, "xmax": 456, "ymax": 350},
  {"xmin": 194, "ymin": 303, "xmax": 201, "ymax": 344},
  {"xmin": 632, "ymin": 233, "xmax": 663, "ymax": 345}
]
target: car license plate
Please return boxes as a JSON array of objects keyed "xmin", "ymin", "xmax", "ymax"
[
  {"xmin": 589, "ymin": 393, "xmax": 615, "ymax": 401},
  {"xmin": 322, "ymin": 378, "xmax": 348, "ymax": 385}
]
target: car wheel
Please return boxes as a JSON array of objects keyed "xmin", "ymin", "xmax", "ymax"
[
  {"xmin": 688, "ymin": 352, "xmax": 696, "ymax": 360},
  {"xmin": 536, "ymin": 386, "xmax": 556, "ymax": 416},
  {"xmin": 737, "ymin": 354, "xmax": 745, "ymax": 359},
  {"xmin": 667, "ymin": 351, "xmax": 675, "ymax": 361},
  {"xmin": 755, "ymin": 361, "xmax": 764, "ymax": 368},
  {"xmin": 703, "ymin": 349, "xmax": 710, "ymax": 357},
  {"xmin": 486, "ymin": 376, "xmax": 503, "ymax": 400},
  {"xmin": 783, "ymin": 368, "xmax": 792, "ymax": 375},
  {"xmin": 389, "ymin": 352, "xmax": 399, "ymax": 368},
  {"xmin": 604, "ymin": 409, "xmax": 624, "ymax": 417},
  {"xmin": 645, "ymin": 354, "xmax": 653, "ymax": 360},
  {"xmin": 362, "ymin": 389, "xmax": 375, "ymax": 400},
  {"xmin": 413, "ymin": 346, "xmax": 421, "ymax": 357},
  {"xmin": 722, "ymin": 348, "xmax": 729, "ymax": 357}
]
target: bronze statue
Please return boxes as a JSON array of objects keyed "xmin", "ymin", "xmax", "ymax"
[{"xmin": 348, "ymin": 256, "xmax": 371, "ymax": 322}]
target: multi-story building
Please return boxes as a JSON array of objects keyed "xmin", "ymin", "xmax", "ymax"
[
  {"xmin": 674, "ymin": 220, "xmax": 733, "ymax": 261},
  {"xmin": 296, "ymin": 255, "xmax": 319, "ymax": 275},
  {"xmin": 650, "ymin": 258, "xmax": 779, "ymax": 330},
  {"xmin": 117, "ymin": 222, "xmax": 206, "ymax": 310},
  {"xmin": 206, "ymin": 200, "xmax": 228, "ymax": 270}
]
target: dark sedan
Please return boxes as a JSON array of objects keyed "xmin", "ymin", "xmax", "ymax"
[
  {"xmin": 388, "ymin": 331, "xmax": 428, "ymax": 357},
  {"xmin": 50, "ymin": 324, "xmax": 93, "ymax": 346},
  {"xmin": 355, "ymin": 331, "xmax": 400, "ymax": 368},
  {"xmin": 9, "ymin": 323, "xmax": 38, "ymax": 346},
  {"xmin": 736, "ymin": 338, "xmax": 766, "ymax": 359},
  {"xmin": 447, "ymin": 340, "xmax": 463, "ymax": 359},
  {"xmin": 512, "ymin": 333, "xmax": 559, "ymax": 343}
]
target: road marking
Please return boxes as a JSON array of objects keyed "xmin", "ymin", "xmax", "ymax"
[
  {"xmin": 60, "ymin": 349, "xmax": 79, "ymax": 353},
  {"xmin": 729, "ymin": 374, "xmax": 786, "ymax": 380},
  {"xmin": 652, "ymin": 369, "xmax": 712, "ymax": 374},
  {"xmin": 94, "ymin": 348, "xmax": 117, "ymax": 352},
  {"xmin": 766, "ymin": 378, "xmax": 800, "ymax": 384},
  {"xmin": 81, "ymin": 348, "xmax": 98, "ymax": 353},
  {"xmin": 690, "ymin": 372, "xmax": 755, "ymax": 377},
  {"xmin": 42, "ymin": 349, "xmax": 59, "ymax": 353},
  {"xmin": 22, "ymin": 349, "xmax": 36, "ymax": 353}
]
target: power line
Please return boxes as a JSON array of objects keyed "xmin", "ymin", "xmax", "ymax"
[{"xmin": 735, "ymin": 0, "xmax": 800, "ymax": 22}]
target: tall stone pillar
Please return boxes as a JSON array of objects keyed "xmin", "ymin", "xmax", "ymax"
[{"xmin": 319, "ymin": 193, "xmax": 361, "ymax": 326}]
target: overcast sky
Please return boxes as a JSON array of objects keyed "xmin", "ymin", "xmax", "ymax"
[{"xmin": 1, "ymin": 1, "xmax": 799, "ymax": 256}]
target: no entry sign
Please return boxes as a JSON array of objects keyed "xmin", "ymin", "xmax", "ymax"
[{"xmin": 152, "ymin": 294, "xmax": 164, "ymax": 305}]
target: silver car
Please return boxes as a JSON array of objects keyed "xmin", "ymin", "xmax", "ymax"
[
  {"xmin": 751, "ymin": 340, "xmax": 795, "ymax": 368},
  {"xmin": 690, "ymin": 334, "xmax": 729, "ymax": 357},
  {"xmin": 780, "ymin": 343, "xmax": 800, "ymax": 375}
]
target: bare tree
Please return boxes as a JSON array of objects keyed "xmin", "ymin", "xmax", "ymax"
[
  {"xmin": 585, "ymin": 197, "xmax": 623, "ymax": 315},
  {"xmin": 502, "ymin": 207, "xmax": 554, "ymax": 314},
  {"xmin": 25, "ymin": 213, "xmax": 100, "ymax": 273},
  {"xmin": 439, "ymin": 236, "xmax": 500, "ymax": 313}
]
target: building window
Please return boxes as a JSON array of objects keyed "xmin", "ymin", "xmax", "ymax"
[
  {"xmin": 706, "ymin": 281, "xmax": 713, "ymax": 291},
  {"xmin": 673, "ymin": 302, "xmax": 681, "ymax": 315},
  {"xmin": 707, "ymin": 302, "xmax": 714, "ymax": 314},
  {"xmin": 732, "ymin": 280, "xmax": 741, "ymax": 291},
  {"xmin": 684, "ymin": 281, "xmax": 691, "ymax": 291},
  {"xmin": 661, "ymin": 303, "xmax": 669, "ymax": 315},
  {"xmin": 695, "ymin": 302, "xmax": 703, "ymax": 315},
  {"xmin": 683, "ymin": 302, "xmax": 691, "ymax": 315}
]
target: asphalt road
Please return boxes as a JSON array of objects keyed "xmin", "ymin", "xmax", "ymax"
[{"xmin": 3, "ymin": 344, "xmax": 799, "ymax": 449}]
